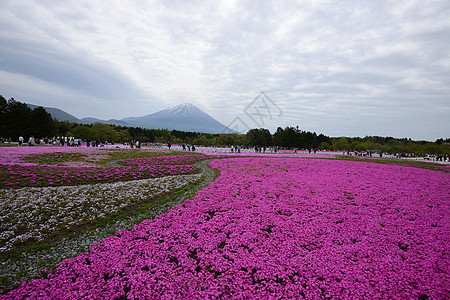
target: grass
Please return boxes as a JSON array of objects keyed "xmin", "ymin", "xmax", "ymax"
[
  {"xmin": 23, "ymin": 243, "xmax": 53, "ymax": 254},
  {"xmin": 23, "ymin": 152, "xmax": 88, "ymax": 165},
  {"xmin": 96, "ymin": 149, "xmax": 204, "ymax": 166}
]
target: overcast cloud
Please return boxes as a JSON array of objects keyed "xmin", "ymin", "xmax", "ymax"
[{"xmin": 1, "ymin": 0, "xmax": 449, "ymax": 140}]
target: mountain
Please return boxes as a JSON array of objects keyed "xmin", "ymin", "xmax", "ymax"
[
  {"xmin": 122, "ymin": 103, "xmax": 235, "ymax": 133},
  {"xmin": 81, "ymin": 117, "xmax": 131, "ymax": 126},
  {"xmin": 80, "ymin": 117, "xmax": 102, "ymax": 124},
  {"xmin": 25, "ymin": 104, "xmax": 130, "ymax": 127},
  {"xmin": 27, "ymin": 102, "xmax": 235, "ymax": 134},
  {"xmin": 27, "ymin": 104, "xmax": 82, "ymax": 123}
]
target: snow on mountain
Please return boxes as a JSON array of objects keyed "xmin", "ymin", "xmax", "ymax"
[
  {"xmin": 150, "ymin": 103, "xmax": 202, "ymax": 118},
  {"xmin": 122, "ymin": 103, "xmax": 235, "ymax": 133}
]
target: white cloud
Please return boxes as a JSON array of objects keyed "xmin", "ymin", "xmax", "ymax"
[{"xmin": 0, "ymin": 70, "xmax": 98, "ymax": 118}]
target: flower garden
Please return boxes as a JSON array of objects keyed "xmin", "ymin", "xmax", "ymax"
[
  {"xmin": 0, "ymin": 146, "xmax": 449, "ymax": 299},
  {"xmin": 0, "ymin": 147, "xmax": 208, "ymax": 189},
  {"xmin": 0, "ymin": 174, "xmax": 202, "ymax": 253}
]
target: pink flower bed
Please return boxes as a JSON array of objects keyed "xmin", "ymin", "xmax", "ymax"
[
  {"xmin": 120, "ymin": 155, "xmax": 207, "ymax": 167},
  {"xmin": 0, "ymin": 158, "xmax": 197, "ymax": 188},
  {"xmin": 0, "ymin": 147, "xmax": 213, "ymax": 188},
  {"xmin": 2, "ymin": 158, "xmax": 449, "ymax": 299},
  {"xmin": 0, "ymin": 146, "xmax": 103, "ymax": 166},
  {"xmin": 199, "ymin": 151, "xmax": 338, "ymax": 159}
]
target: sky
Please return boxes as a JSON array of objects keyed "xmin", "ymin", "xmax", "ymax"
[{"xmin": 1, "ymin": 0, "xmax": 449, "ymax": 141}]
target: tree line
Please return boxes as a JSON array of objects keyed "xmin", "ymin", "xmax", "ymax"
[
  {"xmin": 0, "ymin": 96, "xmax": 55, "ymax": 140},
  {"xmin": 331, "ymin": 136, "xmax": 450, "ymax": 155},
  {"xmin": 1, "ymin": 95, "xmax": 449, "ymax": 154}
]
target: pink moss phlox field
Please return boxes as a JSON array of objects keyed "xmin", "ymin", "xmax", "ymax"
[
  {"xmin": 0, "ymin": 146, "xmax": 227, "ymax": 188},
  {"xmin": 0, "ymin": 146, "xmax": 103, "ymax": 166},
  {"xmin": 2, "ymin": 158, "xmax": 449, "ymax": 299},
  {"xmin": 0, "ymin": 154, "xmax": 205, "ymax": 188},
  {"xmin": 119, "ymin": 154, "xmax": 207, "ymax": 167},
  {"xmin": 200, "ymin": 151, "xmax": 338, "ymax": 159}
]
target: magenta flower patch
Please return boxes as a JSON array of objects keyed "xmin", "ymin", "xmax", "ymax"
[
  {"xmin": 0, "ymin": 155, "xmax": 204, "ymax": 188},
  {"xmin": 2, "ymin": 157, "xmax": 448, "ymax": 299}
]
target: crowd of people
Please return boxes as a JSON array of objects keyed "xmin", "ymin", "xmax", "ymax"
[
  {"xmin": 180, "ymin": 143, "xmax": 196, "ymax": 151},
  {"xmin": 0, "ymin": 136, "xmax": 111, "ymax": 147}
]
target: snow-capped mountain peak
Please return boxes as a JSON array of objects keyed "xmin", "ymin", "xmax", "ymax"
[
  {"xmin": 121, "ymin": 103, "xmax": 236, "ymax": 133},
  {"xmin": 165, "ymin": 103, "xmax": 199, "ymax": 117}
]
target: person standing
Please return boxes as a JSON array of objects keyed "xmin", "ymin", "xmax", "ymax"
[{"xmin": 18, "ymin": 136, "xmax": 24, "ymax": 146}]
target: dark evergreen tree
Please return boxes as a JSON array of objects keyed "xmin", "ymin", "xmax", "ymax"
[
  {"xmin": 0, "ymin": 95, "xmax": 7, "ymax": 138},
  {"xmin": 2, "ymin": 97, "xmax": 33, "ymax": 139},
  {"xmin": 246, "ymin": 128, "xmax": 272, "ymax": 146},
  {"xmin": 31, "ymin": 106, "xmax": 56, "ymax": 138}
]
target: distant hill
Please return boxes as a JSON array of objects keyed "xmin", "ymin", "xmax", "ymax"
[
  {"xmin": 80, "ymin": 117, "xmax": 131, "ymax": 126},
  {"xmin": 27, "ymin": 104, "xmax": 82, "ymax": 123},
  {"xmin": 79, "ymin": 117, "xmax": 102, "ymax": 124},
  {"xmin": 122, "ymin": 103, "xmax": 235, "ymax": 133}
]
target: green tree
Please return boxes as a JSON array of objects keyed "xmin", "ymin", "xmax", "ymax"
[
  {"xmin": 57, "ymin": 122, "xmax": 71, "ymax": 136},
  {"xmin": 246, "ymin": 128, "xmax": 272, "ymax": 146},
  {"xmin": 423, "ymin": 142, "xmax": 441, "ymax": 154},
  {"xmin": 193, "ymin": 135, "xmax": 210, "ymax": 146},
  {"xmin": 0, "ymin": 95, "xmax": 8, "ymax": 137},
  {"xmin": 31, "ymin": 106, "xmax": 56, "ymax": 138},
  {"xmin": 354, "ymin": 142, "xmax": 367, "ymax": 151},
  {"xmin": 118, "ymin": 129, "xmax": 131, "ymax": 143},
  {"xmin": 91, "ymin": 123, "xmax": 119, "ymax": 142},
  {"xmin": 334, "ymin": 137, "xmax": 349, "ymax": 151},
  {"xmin": 273, "ymin": 127, "xmax": 284, "ymax": 146},
  {"xmin": 317, "ymin": 134, "xmax": 331, "ymax": 148},
  {"xmin": 69, "ymin": 125, "xmax": 93, "ymax": 141},
  {"xmin": 272, "ymin": 126, "xmax": 299, "ymax": 148},
  {"xmin": 380, "ymin": 144, "xmax": 392, "ymax": 154},
  {"xmin": 4, "ymin": 98, "xmax": 33, "ymax": 139},
  {"xmin": 320, "ymin": 141, "xmax": 330, "ymax": 150},
  {"xmin": 441, "ymin": 143, "xmax": 450, "ymax": 155}
]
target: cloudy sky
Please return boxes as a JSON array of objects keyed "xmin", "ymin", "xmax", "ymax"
[{"xmin": 1, "ymin": 0, "xmax": 449, "ymax": 140}]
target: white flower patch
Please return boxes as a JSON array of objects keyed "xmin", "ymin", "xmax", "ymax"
[{"xmin": 0, "ymin": 174, "xmax": 201, "ymax": 253}]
